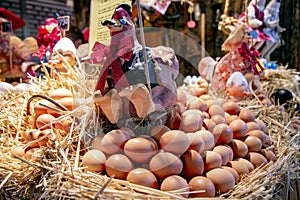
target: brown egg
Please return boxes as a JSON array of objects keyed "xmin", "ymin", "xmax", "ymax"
[
  {"xmin": 49, "ymin": 88, "xmax": 73, "ymax": 100},
  {"xmin": 160, "ymin": 175, "xmax": 189, "ymax": 198},
  {"xmin": 124, "ymin": 137, "xmax": 157, "ymax": 163},
  {"xmin": 189, "ymin": 84, "xmax": 207, "ymax": 97},
  {"xmin": 173, "ymin": 104, "xmax": 184, "ymax": 116},
  {"xmin": 230, "ymin": 139, "xmax": 248, "ymax": 158},
  {"xmin": 180, "ymin": 109, "xmax": 204, "ymax": 132},
  {"xmin": 225, "ymin": 115, "xmax": 240, "ymax": 125},
  {"xmin": 126, "ymin": 168, "xmax": 158, "ymax": 189},
  {"xmin": 255, "ymin": 119, "xmax": 267, "ymax": 132},
  {"xmin": 239, "ymin": 108, "xmax": 255, "ymax": 122},
  {"xmin": 229, "ymin": 119, "xmax": 247, "ymax": 139},
  {"xmin": 11, "ymin": 146, "xmax": 26, "ymax": 158},
  {"xmin": 58, "ymin": 97, "xmax": 74, "ymax": 111},
  {"xmin": 213, "ymin": 145, "xmax": 231, "ymax": 166},
  {"xmin": 221, "ymin": 166, "xmax": 240, "ymax": 183},
  {"xmin": 203, "ymin": 151, "xmax": 222, "ymax": 171},
  {"xmin": 189, "ymin": 176, "xmax": 215, "ymax": 197},
  {"xmin": 100, "ymin": 129, "xmax": 132, "ymax": 155},
  {"xmin": 203, "ymin": 119, "xmax": 216, "ymax": 132},
  {"xmin": 62, "ymin": 117, "xmax": 76, "ymax": 133},
  {"xmin": 200, "ymin": 94, "xmax": 212, "ymax": 101},
  {"xmin": 36, "ymin": 114, "xmax": 56, "ymax": 130},
  {"xmin": 33, "ymin": 100, "xmax": 49, "ymax": 116},
  {"xmin": 246, "ymin": 152, "xmax": 268, "ymax": 168},
  {"xmin": 105, "ymin": 154, "xmax": 134, "ymax": 180},
  {"xmin": 228, "ymin": 160, "xmax": 249, "ymax": 178},
  {"xmin": 54, "ymin": 118, "xmax": 64, "ymax": 130},
  {"xmin": 208, "ymin": 104, "xmax": 225, "ymax": 117},
  {"xmin": 213, "ymin": 124, "xmax": 233, "ymax": 145},
  {"xmin": 168, "ymin": 111, "xmax": 181, "ymax": 130},
  {"xmin": 246, "ymin": 130, "xmax": 267, "ymax": 143},
  {"xmin": 263, "ymin": 135, "xmax": 272, "ymax": 147},
  {"xmin": 46, "ymin": 101, "xmax": 62, "ymax": 118},
  {"xmin": 82, "ymin": 149, "xmax": 106, "ymax": 172},
  {"xmin": 181, "ymin": 150, "xmax": 204, "ymax": 179},
  {"xmin": 223, "ymin": 101, "xmax": 240, "ymax": 115},
  {"xmin": 211, "ymin": 115, "xmax": 226, "ymax": 125},
  {"xmin": 195, "ymin": 130, "xmax": 215, "ymax": 151},
  {"xmin": 151, "ymin": 125, "xmax": 171, "ymax": 142},
  {"xmin": 91, "ymin": 133, "xmax": 106, "ymax": 151},
  {"xmin": 260, "ymin": 149, "xmax": 276, "ymax": 162},
  {"xmin": 186, "ymin": 133, "xmax": 205, "ymax": 153},
  {"xmin": 246, "ymin": 122, "xmax": 261, "ymax": 132},
  {"xmin": 224, "ymin": 145, "xmax": 234, "ymax": 161},
  {"xmin": 234, "ymin": 158, "xmax": 254, "ymax": 172},
  {"xmin": 149, "ymin": 152, "xmax": 183, "ymax": 179},
  {"xmin": 206, "ymin": 168, "xmax": 235, "ymax": 194},
  {"xmin": 244, "ymin": 136, "xmax": 262, "ymax": 152},
  {"xmin": 186, "ymin": 98, "xmax": 207, "ymax": 112},
  {"xmin": 159, "ymin": 130, "xmax": 189, "ymax": 155}
]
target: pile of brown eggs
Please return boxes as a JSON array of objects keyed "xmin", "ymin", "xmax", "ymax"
[
  {"xmin": 82, "ymin": 78, "xmax": 276, "ymax": 198},
  {"xmin": 12, "ymin": 87, "xmax": 75, "ymax": 158}
]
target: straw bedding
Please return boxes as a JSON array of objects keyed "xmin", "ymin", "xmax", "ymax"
[{"xmin": 0, "ymin": 62, "xmax": 299, "ymax": 199}]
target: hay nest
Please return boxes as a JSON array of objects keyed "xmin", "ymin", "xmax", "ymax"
[{"xmin": 0, "ymin": 62, "xmax": 299, "ymax": 199}]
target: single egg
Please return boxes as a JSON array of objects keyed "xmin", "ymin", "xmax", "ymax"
[
  {"xmin": 246, "ymin": 152, "xmax": 268, "ymax": 168},
  {"xmin": 159, "ymin": 130, "xmax": 189, "ymax": 155},
  {"xmin": 189, "ymin": 176, "xmax": 215, "ymax": 197},
  {"xmin": 230, "ymin": 139, "xmax": 248, "ymax": 158},
  {"xmin": 203, "ymin": 151, "xmax": 222, "ymax": 171},
  {"xmin": 49, "ymin": 88, "xmax": 73, "ymax": 100},
  {"xmin": 260, "ymin": 149, "xmax": 276, "ymax": 162},
  {"xmin": 105, "ymin": 154, "xmax": 134, "ymax": 180},
  {"xmin": 186, "ymin": 98, "xmax": 208, "ymax": 112},
  {"xmin": 195, "ymin": 130, "xmax": 215, "ymax": 151},
  {"xmin": 33, "ymin": 100, "xmax": 49, "ymax": 116},
  {"xmin": 239, "ymin": 108, "xmax": 255, "ymax": 123},
  {"xmin": 180, "ymin": 109, "xmax": 204, "ymax": 132},
  {"xmin": 36, "ymin": 114, "xmax": 56, "ymax": 130},
  {"xmin": 151, "ymin": 125, "xmax": 171, "ymax": 142},
  {"xmin": 181, "ymin": 150, "xmax": 204, "ymax": 179},
  {"xmin": 58, "ymin": 97, "xmax": 74, "ymax": 111},
  {"xmin": 206, "ymin": 168, "xmax": 235, "ymax": 194},
  {"xmin": 208, "ymin": 104, "xmax": 225, "ymax": 117},
  {"xmin": 234, "ymin": 158, "xmax": 254, "ymax": 172},
  {"xmin": 213, "ymin": 124, "xmax": 233, "ymax": 144},
  {"xmin": 225, "ymin": 115, "xmax": 240, "ymax": 125},
  {"xmin": 149, "ymin": 152, "xmax": 183, "ymax": 179},
  {"xmin": 210, "ymin": 115, "xmax": 226, "ymax": 124},
  {"xmin": 244, "ymin": 135, "xmax": 262, "ymax": 152},
  {"xmin": 160, "ymin": 175, "xmax": 190, "ymax": 198},
  {"xmin": 228, "ymin": 160, "xmax": 249, "ymax": 178},
  {"xmin": 91, "ymin": 133, "xmax": 106, "ymax": 151},
  {"xmin": 246, "ymin": 122, "xmax": 261, "ymax": 132},
  {"xmin": 124, "ymin": 137, "xmax": 157, "ymax": 163},
  {"xmin": 255, "ymin": 119, "xmax": 267, "ymax": 132},
  {"xmin": 223, "ymin": 101, "xmax": 240, "ymax": 115},
  {"xmin": 200, "ymin": 94, "xmax": 212, "ymax": 101},
  {"xmin": 229, "ymin": 119, "xmax": 247, "ymax": 139},
  {"xmin": 100, "ymin": 129, "xmax": 132, "ymax": 155},
  {"xmin": 246, "ymin": 130, "xmax": 267, "ymax": 143},
  {"xmin": 221, "ymin": 166, "xmax": 240, "ymax": 183},
  {"xmin": 126, "ymin": 168, "xmax": 158, "ymax": 189},
  {"xmin": 186, "ymin": 133, "xmax": 205, "ymax": 153},
  {"xmin": 203, "ymin": 119, "xmax": 216, "ymax": 132},
  {"xmin": 82, "ymin": 149, "xmax": 106, "ymax": 172},
  {"xmin": 213, "ymin": 145, "xmax": 231, "ymax": 166}
]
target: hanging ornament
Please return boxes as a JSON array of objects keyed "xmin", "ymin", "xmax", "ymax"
[
  {"xmin": 187, "ymin": 5, "xmax": 196, "ymax": 28},
  {"xmin": 152, "ymin": 0, "xmax": 171, "ymax": 15}
]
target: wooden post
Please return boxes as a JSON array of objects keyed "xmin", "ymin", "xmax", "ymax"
[
  {"xmin": 200, "ymin": 3, "xmax": 206, "ymax": 58},
  {"xmin": 137, "ymin": 0, "xmax": 152, "ymax": 97}
]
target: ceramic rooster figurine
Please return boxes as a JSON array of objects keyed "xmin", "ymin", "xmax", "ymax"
[
  {"xmin": 90, "ymin": 4, "xmax": 179, "ymax": 124},
  {"xmin": 198, "ymin": 23, "xmax": 264, "ymax": 99},
  {"xmin": 260, "ymin": 0, "xmax": 285, "ymax": 61}
]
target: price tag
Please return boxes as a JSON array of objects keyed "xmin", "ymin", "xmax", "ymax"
[
  {"xmin": 57, "ymin": 16, "xmax": 70, "ymax": 31},
  {"xmin": 1, "ymin": 21, "xmax": 13, "ymax": 33}
]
